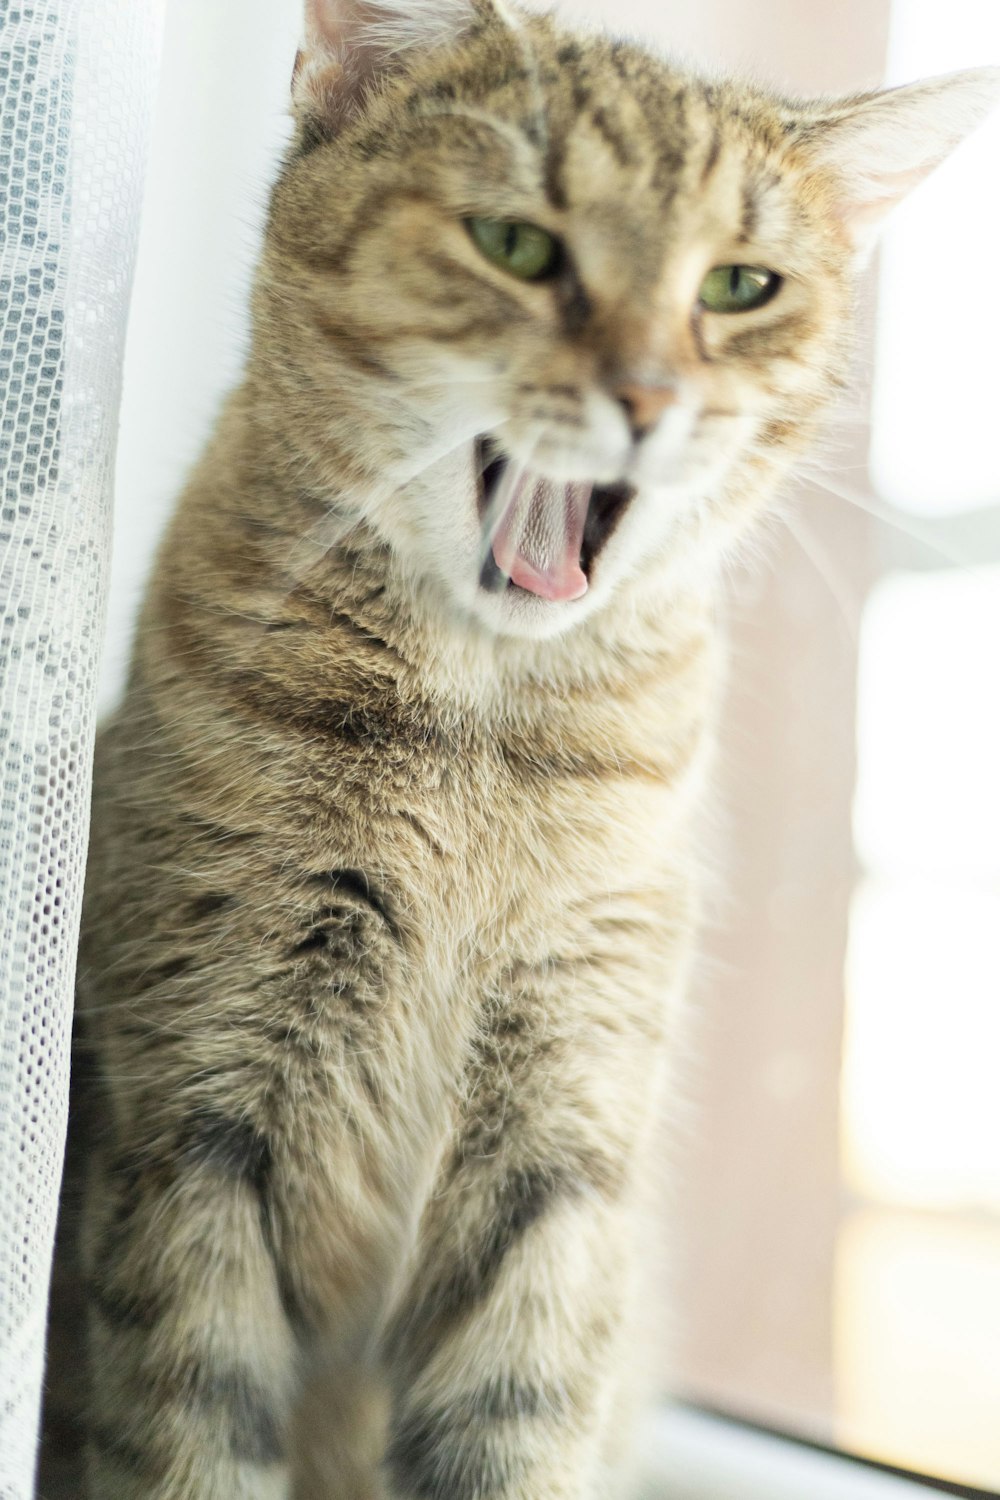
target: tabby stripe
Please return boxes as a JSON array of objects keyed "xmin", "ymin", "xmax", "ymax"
[
  {"xmin": 293, "ymin": 185, "xmax": 405, "ymax": 274},
  {"xmin": 700, "ymin": 125, "xmax": 722, "ymax": 185},
  {"xmin": 326, "ymin": 607, "xmax": 411, "ymax": 667},
  {"xmin": 739, "ymin": 183, "xmax": 759, "ymax": 242},
  {"xmin": 556, "ymin": 262, "xmax": 593, "ymax": 337},
  {"xmin": 325, "ymin": 299, "xmax": 527, "ymax": 354},
  {"xmin": 388, "ymin": 1382, "xmax": 562, "ymax": 1500},
  {"xmin": 89, "ymin": 1423, "xmax": 161, "ymax": 1476},
  {"xmin": 193, "ymin": 1367, "xmax": 285, "ymax": 1465},
  {"xmin": 257, "ymin": 1189, "xmax": 320, "ymax": 1340},
  {"xmin": 387, "ymin": 1403, "xmax": 520, "ymax": 1500},
  {"xmin": 176, "ymin": 810, "xmax": 259, "ymax": 846},
  {"xmin": 690, "ymin": 309, "xmax": 712, "ymax": 364},
  {"xmin": 314, "ymin": 316, "xmax": 402, "ymax": 380},
  {"xmin": 400, "ymin": 1164, "xmax": 591, "ymax": 1350},
  {"xmin": 89, "ymin": 1276, "xmax": 163, "ymax": 1332},
  {"xmin": 187, "ymin": 890, "xmax": 236, "ymax": 919},
  {"xmin": 500, "ymin": 736, "xmax": 664, "ymax": 786},
  {"xmin": 303, "ymin": 866, "xmax": 401, "ymax": 944},
  {"xmin": 130, "ymin": 953, "xmax": 192, "ymax": 995},
  {"xmin": 225, "ymin": 675, "xmax": 444, "ymax": 755},
  {"xmin": 724, "ymin": 310, "xmax": 815, "ymax": 362},
  {"xmin": 542, "ymin": 125, "xmax": 569, "ymax": 210},
  {"xmin": 179, "ymin": 1110, "xmax": 273, "ymax": 1192},
  {"xmin": 96, "ymin": 1362, "xmax": 285, "ymax": 1467},
  {"xmin": 419, "ymin": 253, "xmax": 530, "ymax": 314},
  {"xmin": 407, "ymin": 314, "xmax": 531, "ymax": 346},
  {"xmin": 588, "ymin": 105, "xmax": 635, "ymax": 168},
  {"xmin": 398, "ymin": 808, "xmax": 448, "ymax": 858},
  {"xmin": 293, "ymin": 115, "xmax": 335, "ymax": 159},
  {"xmin": 571, "ymin": 79, "xmax": 593, "ymax": 114}
]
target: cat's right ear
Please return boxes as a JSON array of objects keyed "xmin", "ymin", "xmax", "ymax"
[
  {"xmin": 292, "ymin": 0, "xmax": 490, "ymax": 140},
  {"xmin": 799, "ymin": 67, "xmax": 1000, "ymax": 263}
]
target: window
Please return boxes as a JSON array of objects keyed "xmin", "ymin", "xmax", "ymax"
[{"xmin": 669, "ymin": 1, "xmax": 1000, "ymax": 1491}]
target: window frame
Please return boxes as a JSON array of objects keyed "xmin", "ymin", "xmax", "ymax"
[{"xmin": 647, "ymin": 1406, "xmax": 1000, "ymax": 1500}]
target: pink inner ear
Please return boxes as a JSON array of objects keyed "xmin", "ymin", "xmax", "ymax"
[
  {"xmin": 292, "ymin": 1, "xmax": 382, "ymax": 126},
  {"xmin": 304, "ymin": 0, "xmax": 353, "ymax": 58},
  {"xmin": 811, "ymin": 69, "xmax": 1000, "ymax": 256},
  {"xmin": 839, "ymin": 165, "xmax": 933, "ymax": 248},
  {"xmin": 302, "ymin": 0, "xmax": 396, "ymax": 62},
  {"xmin": 301, "ymin": 0, "xmax": 482, "ymax": 70}
]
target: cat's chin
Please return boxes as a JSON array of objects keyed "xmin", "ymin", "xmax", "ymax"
[{"xmin": 463, "ymin": 579, "xmax": 599, "ymax": 642}]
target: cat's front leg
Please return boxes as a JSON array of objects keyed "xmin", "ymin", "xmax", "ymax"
[
  {"xmin": 83, "ymin": 1124, "xmax": 299, "ymax": 1500},
  {"xmin": 385, "ymin": 1158, "xmax": 641, "ymax": 1500},
  {"xmin": 383, "ymin": 958, "xmax": 668, "ymax": 1500}
]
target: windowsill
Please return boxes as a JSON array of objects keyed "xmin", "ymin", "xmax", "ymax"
[{"xmin": 636, "ymin": 1407, "xmax": 958, "ymax": 1500}]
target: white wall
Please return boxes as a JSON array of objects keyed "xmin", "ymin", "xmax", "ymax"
[{"xmin": 103, "ymin": 0, "xmax": 301, "ymax": 709}]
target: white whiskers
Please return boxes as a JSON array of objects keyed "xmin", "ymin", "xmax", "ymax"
[{"xmin": 802, "ymin": 462, "xmax": 1000, "ymax": 577}]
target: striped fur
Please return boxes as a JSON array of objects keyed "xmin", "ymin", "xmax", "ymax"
[{"xmin": 41, "ymin": 4, "xmax": 996, "ymax": 1496}]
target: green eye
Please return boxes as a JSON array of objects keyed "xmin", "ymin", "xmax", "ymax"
[
  {"xmin": 466, "ymin": 218, "xmax": 561, "ymax": 281},
  {"xmin": 698, "ymin": 264, "xmax": 780, "ymax": 313}
]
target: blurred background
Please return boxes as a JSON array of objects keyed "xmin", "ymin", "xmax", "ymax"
[{"xmin": 105, "ymin": 0, "xmax": 1000, "ymax": 1489}]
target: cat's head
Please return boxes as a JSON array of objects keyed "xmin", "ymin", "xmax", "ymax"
[{"xmin": 257, "ymin": 0, "xmax": 998, "ymax": 641}]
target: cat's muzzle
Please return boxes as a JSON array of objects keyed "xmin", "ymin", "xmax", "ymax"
[{"xmin": 476, "ymin": 438, "xmax": 634, "ymax": 599}]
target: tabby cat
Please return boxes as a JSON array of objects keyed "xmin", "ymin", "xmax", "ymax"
[{"xmin": 44, "ymin": 1, "xmax": 997, "ymax": 1496}]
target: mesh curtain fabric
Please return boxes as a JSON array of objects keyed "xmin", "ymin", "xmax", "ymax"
[{"xmin": 0, "ymin": 1, "xmax": 162, "ymax": 1493}]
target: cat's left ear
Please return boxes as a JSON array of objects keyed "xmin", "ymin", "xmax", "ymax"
[
  {"xmin": 800, "ymin": 67, "xmax": 1000, "ymax": 261},
  {"xmin": 292, "ymin": 0, "xmax": 493, "ymax": 137}
]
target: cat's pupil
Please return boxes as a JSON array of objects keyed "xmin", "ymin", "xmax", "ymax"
[
  {"xmin": 730, "ymin": 266, "xmax": 741, "ymax": 296},
  {"xmin": 504, "ymin": 224, "xmax": 518, "ymax": 258}
]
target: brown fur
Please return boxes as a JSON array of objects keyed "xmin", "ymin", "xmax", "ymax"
[{"xmin": 40, "ymin": 4, "xmax": 998, "ymax": 1496}]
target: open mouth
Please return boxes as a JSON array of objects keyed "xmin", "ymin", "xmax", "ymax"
[{"xmin": 476, "ymin": 438, "xmax": 634, "ymax": 602}]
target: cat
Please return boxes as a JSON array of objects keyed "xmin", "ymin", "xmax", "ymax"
[{"xmin": 41, "ymin": 1, "xmax": 997, "ymax": 1496}]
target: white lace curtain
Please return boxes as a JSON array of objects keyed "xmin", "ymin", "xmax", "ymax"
[{"xmin": 0, "ymin": 2, "xmax": 163, "ymax": 1493}]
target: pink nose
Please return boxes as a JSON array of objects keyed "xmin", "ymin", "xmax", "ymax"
[{"xmin": 615, "ymin": 382, "xmax": 677, "ymax": 438}]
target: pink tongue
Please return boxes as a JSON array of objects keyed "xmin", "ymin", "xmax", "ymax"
[{"xmin": 491, "ymin": 473, "xmax": 591, "ymax": 602}]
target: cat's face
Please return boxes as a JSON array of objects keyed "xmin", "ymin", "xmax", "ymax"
[{"xmin": 259, "ymin": 3, "xmax": 997, "ymax": 641}]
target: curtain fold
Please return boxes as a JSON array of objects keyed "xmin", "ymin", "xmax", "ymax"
[{"xmin": 0, "ymin": 2, "xmax": 163, "ymax": 1492}]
